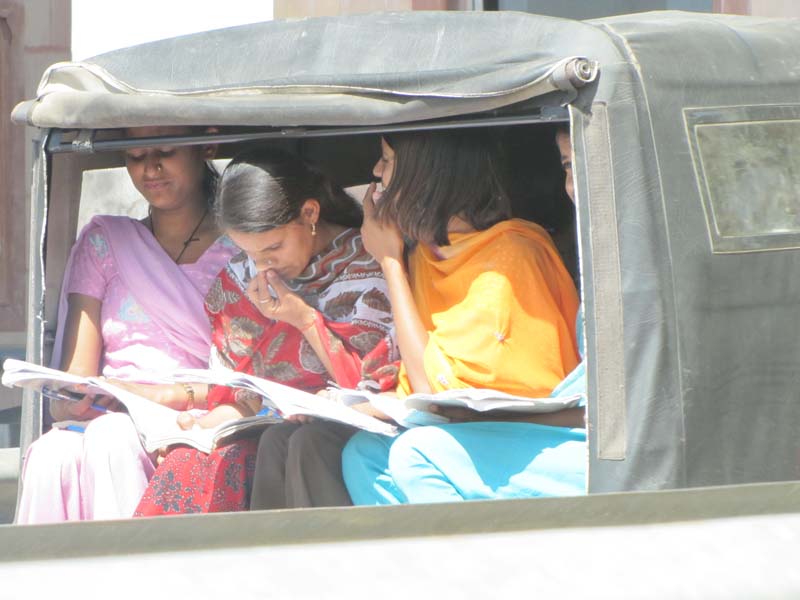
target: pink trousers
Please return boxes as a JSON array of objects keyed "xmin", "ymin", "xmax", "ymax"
[{"xmin": 15, "ymin": 413, "xmax": 155, "ymax": 523}]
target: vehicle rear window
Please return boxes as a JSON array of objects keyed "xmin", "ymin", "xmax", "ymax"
[{"xmin": 686, "ymin": 106, "xmax": 800, "ymax": 253}]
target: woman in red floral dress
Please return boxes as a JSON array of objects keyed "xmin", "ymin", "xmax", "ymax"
[{"xmin": 135, "ymin": 148, "xmax": 398, "ymax": 516}]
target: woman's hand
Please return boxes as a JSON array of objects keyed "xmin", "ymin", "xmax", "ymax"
[
  {"xmin": 361, "ymin": 182, "xmax": 404, "ymax": 266},
  {"xmin": 55, "ymin": 390, "xmax": 120, "ymax": 422},
  {"xmin": 155, "ymin": 447, "xmax": 170, "ymax": 466},
  {"xmin": 181, "ymin": 403, "xmax": 256, "ymax": 430},
  {"xmin": 286, "ymin": 414, "xmax": 315, "ymax": 424},
  {"xmin": 362, "ymin": 180, "xmax": 432, "ymax": 394},
  {"xmin": 247, "ymin": 269, "xmax": 316, "ymax": 330},
  {"xmin": 176, "ymin": 412, "xmax": 197, "ymax": 430}
]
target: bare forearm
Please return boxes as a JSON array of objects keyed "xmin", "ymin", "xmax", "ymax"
[
  {"xmin": 109, "ymin": 381, "xmax": 209, "ymax": 410},
  {"xmin": 381, "ymin": 257, "xmax": 432, "ymax": 394},
  {"xmin": 300, "ymin": 312, "xmax": 337, "ymax": 379},
  {"xmin": 51, "ymin": 294, "xmax": 102, "ymax": 421},
  {"xmin": 59, "ymin": 294, "xmax": 103, "ymax": 376}
]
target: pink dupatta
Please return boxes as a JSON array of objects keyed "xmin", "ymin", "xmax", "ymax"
[{"xmin": 51, "ymin": 215, "xmax": 217, "ymax": 370}]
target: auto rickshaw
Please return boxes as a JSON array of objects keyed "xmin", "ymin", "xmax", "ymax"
[{"xmin": 1, "ymin": 10, "xmax": 799, "ymax": 597}]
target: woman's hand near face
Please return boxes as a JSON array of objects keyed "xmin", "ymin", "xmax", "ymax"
[
  {"xmin": 361, "ymin": 182, "xmax": 404, "ymax": 266},
  {"xmin": 248, "ymin": 268, "xmax": 341, "ymax": 379},
  {"xmin": 247, "ymin": 269, "xmax": 316, "ymax": 330},
  {"xmin": 360, "ymin": 181, "xmax": 433, "ymax": 394}
]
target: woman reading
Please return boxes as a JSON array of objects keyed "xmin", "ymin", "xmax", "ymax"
[
  {"xmin": 16, "ymin": 126, "xmax": 237, "ymax": 523},
  {"xmin": 342, "ymin": 129, "xmax": 585, "ymax": 504},
  {"xmin": 135, "ymin": 148, "xmax": 398, "ymax": 515}
]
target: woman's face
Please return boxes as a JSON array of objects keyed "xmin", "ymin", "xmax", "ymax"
[
  {"xmin": 372, "ymin": 137, "xmax": 396, "ymax": 190},
  {"xmin": 227, "ymin": 219, "xmax": 315, "ymax": 281},
  {"xmin": 555, "ymin": 130, "xmax": 574, "ymax": 204},
  {"xmin": 124, "ymin": 126, "xmax": 214, "ymax": 211}
]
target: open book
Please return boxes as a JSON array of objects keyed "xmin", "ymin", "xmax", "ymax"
[
  {"xmin": 166, "ymin": 367, "xmax": 400, "ymax": 435},
  {"xmin": 328, "ymin": 387, "xmax": 584, "ymax": 428},
  {"xmin": 4, "ymin": 359, "xmax": 580, "ymax": 447},
  {"xmin": 1, "ymin": 359, "xmax": 397, "ymax": 453}
]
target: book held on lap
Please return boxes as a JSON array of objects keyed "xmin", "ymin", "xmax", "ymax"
[
  {"xmin": 167, "ymin": 367, "xmax": 399, "ymax": 435},
  {"xmin": 0, "ymin": 359, "xmax": 393, "ymax": 452},
  {"xmin": 328, "ymin": 386, "xmax": 584, "ymax": 428},
  {"xmin": 3, "ymin": 359, "xmax": 581, "ymax": 447}
]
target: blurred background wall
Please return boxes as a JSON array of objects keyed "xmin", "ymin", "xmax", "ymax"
[{"xmin": 0, "ymin": 1, "xmax": 70, "ymax": 446}]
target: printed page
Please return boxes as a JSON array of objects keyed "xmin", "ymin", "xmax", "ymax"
[
  {"xmin": 403, "ymin": 388, "xmax": 584, "ymax": 414},
  {"xmin": 172, "ymin": 367, "xmax": 398, "ymax": 436},
  {"xmin": 1, "ymin": 359, "xmax": 106, "ymax": 396},
  {"xmin": 3, "ymin": 359, "xmax": 239, "ymax": 453}
]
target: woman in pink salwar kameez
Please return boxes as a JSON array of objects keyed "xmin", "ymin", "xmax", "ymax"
[{"xmin": 15, "ymin": 126, "xmax": 237, "ymax": 523}]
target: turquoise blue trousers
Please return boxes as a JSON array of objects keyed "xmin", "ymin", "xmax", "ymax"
[{"xmin": 342, "ymin": 422, "xmax": 587, "ymax": 505}]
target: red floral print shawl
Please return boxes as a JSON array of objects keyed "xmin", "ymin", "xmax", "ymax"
[{"xmin": 205, "ymin": 227, "xmax": 398, "ymax": 408}]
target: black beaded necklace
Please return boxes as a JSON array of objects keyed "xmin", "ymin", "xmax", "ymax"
[{"xmin": 147, "ymin": 206, "xmax": 209, "ymax": 264}]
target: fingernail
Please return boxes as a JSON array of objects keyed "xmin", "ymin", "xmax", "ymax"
[{"xmin": 372, "ymin": 190, "xmax": 383, "ymax": 202}]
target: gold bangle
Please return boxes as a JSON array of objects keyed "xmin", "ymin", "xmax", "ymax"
[{"xmin": 181, "ymin": 383, "xmax": 195, "ymax": 411}]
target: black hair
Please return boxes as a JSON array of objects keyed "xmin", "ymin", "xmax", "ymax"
[
  {"xmin": 376, "ymin": 129, "xmax": 511, "ymax": 246},
  {"xmin": 216, "ymin": 147, "xmax": 362, "ymax": 233},
  {"xmin": 202, "ymin": 162, "xmax": 219, "ymax": 207}
]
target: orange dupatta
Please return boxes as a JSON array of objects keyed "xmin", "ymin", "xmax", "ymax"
[{"xmin": 397, "ymin": 219, "xmax": 580, "ymax": 398}]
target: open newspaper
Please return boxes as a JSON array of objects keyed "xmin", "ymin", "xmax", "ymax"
[
  {"xmin": 1, "ymin": 359, "xmax": 397, "ymax": 452},
  {"xmin": 173, "ymin": 368, "xmax": 583, "ymax": 428}
]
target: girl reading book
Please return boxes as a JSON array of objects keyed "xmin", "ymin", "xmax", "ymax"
[
  {"xmin": 134, "ymin": 148, "xmax": 398, "ymax": 515},
  {"xmin": 16, "ymin": 126, "xmax": 237, "ymax": 523},
  {"xmin": 341, "ymin": 128, "xmax": 586, "ymax": 504}
]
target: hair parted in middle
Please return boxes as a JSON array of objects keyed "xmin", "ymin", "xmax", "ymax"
[
  {"xmin": 216, "ymin": 147, "xmax": 363, "ymax": 233},
  {"xmin": 376, "ymin": 129, "xmax": 512, "ymax": 246}
]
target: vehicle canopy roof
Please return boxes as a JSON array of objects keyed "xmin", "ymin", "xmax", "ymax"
[
  {"xmin": 12, "ymin": 10, "xmax": 800, "ymax": 130},
  {"xmin": 13, "ymin": 10, "xmax": 601, "ymax": 129}
]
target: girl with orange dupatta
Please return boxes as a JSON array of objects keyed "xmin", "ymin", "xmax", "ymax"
[
  {"xmin": 135, "ymin": 149, "xmax": 398, "ymax": 516},
  {"xmin": 342, "ymin": 129, "xmax": 585, "ymax": 504}
]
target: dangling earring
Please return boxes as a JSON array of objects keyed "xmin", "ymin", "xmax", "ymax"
[{"xmin": 311, "ymin": 222, "xmax": 317, "ymax": 237}]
